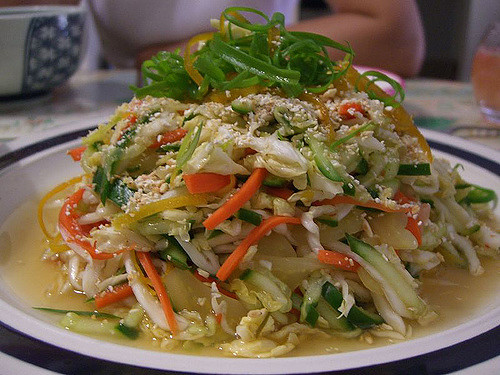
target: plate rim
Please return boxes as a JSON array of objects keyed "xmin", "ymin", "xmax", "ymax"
[{"xmin": 0, "ymin": 124, "xmax": 498, "ymax": 374}]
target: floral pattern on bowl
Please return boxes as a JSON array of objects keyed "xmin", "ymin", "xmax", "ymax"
[{"xmin": 22, "ymin": 13, "xmax": 84, "ymax": 94}]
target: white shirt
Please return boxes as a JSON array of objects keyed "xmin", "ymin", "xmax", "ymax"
[{"xmin": 87, "ymin": 0, "xmax": 300, "ymax": 68}]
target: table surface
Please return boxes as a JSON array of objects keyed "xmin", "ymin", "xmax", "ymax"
[
  {"xmin": 0, "ymin": 70, "xmax": 498, "ymax": 375},
  {"xmin": 0, "ymin": 70, "xmax": 499, "ymax": 150}
]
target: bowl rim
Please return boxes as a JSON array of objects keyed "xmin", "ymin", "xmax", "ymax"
[{"xmin": 0, "ymin": 5, "xmax": 84, "ymax": 19}]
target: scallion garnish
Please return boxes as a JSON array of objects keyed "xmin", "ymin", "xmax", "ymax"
[
  {"xmin": 305, "ymin": 134, "xmax": 355, "ymax": 196},
  {"xmin": 355, "ymin": 70, "xmax": 405, "ymax": 107},
  {"xmin": 330, "ymin": 122, "xmax": 374, "ymax": 150},
  {"xmin": 132, "ymin": 7, "xmax": 354, "ymax": 100},
  {"xmin": 175, "ymin": 123, "xmax": 203, "ymax": 174},
  {"xmin": 460, "ymin": 184, "xmax": 497, "ymax": 207}
]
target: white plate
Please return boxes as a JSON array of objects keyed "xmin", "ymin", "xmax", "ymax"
[{"xmin": 0, "ymin": 125, "xmax": 498, "ymax": 374}]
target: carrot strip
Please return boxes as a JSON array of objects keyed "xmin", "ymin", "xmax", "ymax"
[
  {"xmin": 405, "ymin": 216, "xmax": 422, "ymax": 246},
  {"xmin": 215, "ymin": 313, "xmax": 223, "ymax": 325},
  {"xmin": 67, "ymin": 146, "xmax": 87, "ymax": 162},
  {"xmin": 58, "ymin": 189, "xmax": 115, "ymax": 260},
  {"xmin": 393, "ymin": 190, "xmax": 416, "ymax": 205},
  {"xmin": 149, "ymin": 128, "xmax": 188, "ymax": 149},
  {"xmin": 38, "ymin": 175, "xmax": 83, "ymax": 240},
  {"xmin": 184, "ymin": 173, "xmax": 232, "ymax": 194},
  {"xmin": 393, "ymin": 191, "xmax": 422, "ymax": 245},
  {"xmin": 203, "ymin": 168, "xmax": 268, "ymax": 230},
  {"xmin": 338, "ymin": 102, "xmax": 366, "ymax": 120},
  {"xmin": 265, "ymin": 186, "xmax": 294, "ymax": 200},
  {"xmin": 137, "ymin": 251, "xmax": 179, "ymax": 336},
  {"xmin": 216, "ymin": 216, "xmax": 302, "ymax": 281},
  {"xmin": 94, "ymin": 283, "xmax": 134, "ymax": 309},
  {"xmin": 317, "ymin": 249, "xmax": 359, "ymax": 271},
  {"xmin": 314, "ymin": 195, "xmax": 415, "ymax": 213}
]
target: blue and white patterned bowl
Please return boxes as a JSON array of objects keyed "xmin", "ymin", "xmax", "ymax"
[{"xmin": 0, "ymin": 6, "xmax": 86, "ymax": 97}]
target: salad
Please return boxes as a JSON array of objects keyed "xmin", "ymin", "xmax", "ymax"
[{"xmin": 37, "ymin": 7, "xmax": 499, "ymax": 358}]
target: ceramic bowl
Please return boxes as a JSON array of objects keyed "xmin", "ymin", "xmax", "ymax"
[{"xmin": 0, "ymin": 6, "xmax": 85, "ymax": 98}]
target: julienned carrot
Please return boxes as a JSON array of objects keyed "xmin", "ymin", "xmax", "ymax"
[
  {"xmin": 149, "ymin": 128, "xmax": 188, "ymax": 149},
  {"xmin": 94, "ymin": 283, "xmax": 134, "ymax": 309},
  {"xmin": 67, "ymin": 146, "xmax": 87, "ymax": 162},
  {"xmin": 405, "ymin": 216, "xmax": 422, "ymax": 246},
  {"xmin": 184, "ymin": 173, "xmax": 231, "ymax": 194},
  {"xmin": 59, "ymin": 189, "xmax": 115, "ymax": 260},
  {"xmin": 265, "ymin": 186, "xmax": 294, "ymax": 200},
  {"xmin": 393, "ymin": 190, "xmax": 416, "ymax": 205},
  {"xmin": 317, "ymin": 249, "xmax": 359, "ymax": 271},
  {"xmin": 203, "ymin": 168, "xmax": 268, "ymax": 230},
  {"xmin": 393, "ymin": 191, "xmax": 422, "ymax": 245},
  {"xmin": 216, "ymin": 216, "xmax": 302, "ymax": 281},
  {"xmin": 338, "ymin": 102, "xmax": 366, "ymax": 120},
  {"xmin": 314, "ymin": 195, "xmax": 414, "ymax": 213},
  {"xmin": 137, "ymin": 251, "xmax": 179, "ymax": 336}
]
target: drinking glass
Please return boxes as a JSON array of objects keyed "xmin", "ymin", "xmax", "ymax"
[{"xmin": 471, "ymin": 22, "xmax": 500, "ymax": 124}]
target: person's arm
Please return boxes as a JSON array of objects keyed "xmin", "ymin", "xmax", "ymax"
[{"xmin": 289, "ymin": 0, "xmax": 425, "ymax": 77}]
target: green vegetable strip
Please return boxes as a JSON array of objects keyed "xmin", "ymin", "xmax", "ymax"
[
  {"xmin": 315, "ymin": 216, "xmax": 338, "ymax": 227},
  {"xmin": 158, "ymin": 235, "xmax": 191, "ymax": 270},
  {"xmin": 397, "ymin": 163, "xmax": 431, "ymax": 176},
  {"xmin": 460, "ymin": 184, "xmax": 497, "ymax": 206},
  {"xmin": 159, "ymin": 144, "xmax": 181, "ymax": 152},
  {"xmin": 210, "ymin": 36, "xmax": 300, "ymax": 86},
  {"xmin": 330, "ymin": 122, "xmax": 374, "ymax": 150},
  {"xmin": 236, "ymin": 208, "xmax": 263, "ymax": 226},
  {"xmin": 346, "ymin": 234, "xmax": 427, "ymax": 316},
  {"xmin": 262, "ymin": 174, "xmax": 288, "ymax": 187},
  {"xmin": 115, "ymin": 323, "xmax": 139, "ymax": 339},
  {"xmin": 306, "ymin": 134, "xmax": 355, "ymax": 195},
  {"xmin": 306, "ymin": 135, "xmax": 343, "ymax": 182},
  {"xmin": 93, "ymin": 166, "xmax": 112, "ymax": 204},
  {"xmin": 321, "ymin": 282, "xmax": 383, "ymax": 329},
  {"xmin": 222, "ymin": 7, "xmax": 273, "ymax": 32},
  {"xmin": 133, "ymin": 7, "xmax": 356, "ymax": 99},
  {"xmin": 176, "ymin": 123, "xmax": 203, "ymax": 171},
  {"xmin": 288, "ymin": 31, "xmax": 353, "ymax": 54},
  {"xmin": 355, "ymin": 70, "xmax": 405, "ymax": 107},
  {"xmin": 33, "ymin": 307, "xmax": 120, "ymax": 319}
]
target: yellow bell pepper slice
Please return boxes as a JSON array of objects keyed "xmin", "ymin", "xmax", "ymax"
[
  {"xmin": 38, "ymin": 175, "xmax": 84, "ymax": 239},
  {"xmin": 184, "ymin": 32, "xmax": 214, "ymax": 86},
  {"xmin": 112, "ymin": 193, "xmax": 207, "ymax": 228}
]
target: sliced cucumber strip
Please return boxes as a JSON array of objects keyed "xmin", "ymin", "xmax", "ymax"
[
  {"xmin": 346, "ymin": 234, "xmax": 427, "ymax": 317},
  {"xmin": 316, "ymin": 298, "xmax": 355, "ymax": 331},
  {"xmin": 231, "ymin": 98, "xmax": 254, "ymax": 114},
  {"xmin": 158, "ymin": 235, "xmax": 190, "ymax": 269},
  {"xmin": 236, "ymin": 208, "xmax": 263, "ymax": 226},
  {"xmin": 263, "ymin": 174, "xmax": 288, "ymax": 187},
  {"xmin": 300, "ymin": 276, "xmax": 323, "ymax": 324},
  {"xmin": 321, "ymin": 281, "xmax": 383, "ymax": 328}
]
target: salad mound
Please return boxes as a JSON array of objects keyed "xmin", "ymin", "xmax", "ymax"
[{"xmin": 37, "ymin": 7, "xmax": 499, "ymax": 358}]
